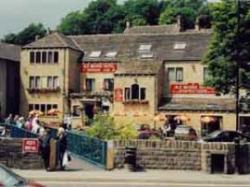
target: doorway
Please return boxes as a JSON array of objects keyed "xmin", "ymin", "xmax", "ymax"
[
  {"xmin": 85, "ymin": 104, "xmax": 94, "ymax": 125},
  {"xmin": 211, "ymin": 154, "xmax": 225, "ymax": 173}
]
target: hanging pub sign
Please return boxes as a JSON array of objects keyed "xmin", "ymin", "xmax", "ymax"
[
  {"xmin": 22, "ymin": 139, "xmax": 39, "ymax": 153},
  {"xmin": 81, "ymin": 63, "xmax": 117, "ymax": 73},
  {"xmin": 114, "ymin": 88, "xmax": 123, "ymax": 102},
  {"xmin": 170, "ymin": 83, "xmax": 216, "ymax": 94}
]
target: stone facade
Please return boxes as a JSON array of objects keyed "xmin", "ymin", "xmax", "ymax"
[
  {"xmin": 0, "ymin": 138, "xmax": 43, "ymax": 169},
  {"xmin": 113, "ymin": 140, "xmax": 250, "ymax": 173}
]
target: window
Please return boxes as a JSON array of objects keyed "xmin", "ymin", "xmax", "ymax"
[
  {"xmin": 203, "ymin": 67, "xmax": 209, "ymax": 82},
  {"xmin": 48, "ymin": 51, "xmax": 53, "ymax": 63},
  {"xmin": 140, "ymin": 88, "xmax": 146, "ymax": 100},
  {"xmin": 54, "ymin": 51, "xmax": 59, "ymax": 63},
  {"xmin": 35, "ymin": 77, "xmax": 40, "ymax": 88},
  {"xmin": 124, "ymin": 85, "xmax": 146, "ymax": 101},
  {"xmin": 41, "ymin": 104, "xmax": 46, "ymax": 113},
  {"xmin": 139, "ymin": 44, "xmax": 152, "ymax": 52},
  {"xmin": 103, "ymin": 79, "xmax": 114, "ymax": 91},
  {"xmin": 89, "ymin": 51, "xmax": 101, "ymax": 58},
  {"xmin": 29, "ymin": 77, "xmax": 35, "ymax": 89},
  {"xmin": 86, "ymin": 79, "xmax": 95, "ymax": 91},
  {"xmin": 47, "ymin": 76, "xmax": 53, "ymax": 88},
  {"xmin": 105, "ymin": 51, "xmax": 117, "ymax": 58},
  {"xmin": 53, "ymin": 76, "xmax": 59, "ymax": 88},
  {"xmin": 42, "ymin": 51, "xmax": 47, "ymax": 63},
  {"xmin": 125, "ymin": 87, "xmax": 130, "ymax": 101},
  {"xmin": 168, "ymin": 68, "xmax": 175, "ymax": 81},
  {"xmin": 35, "ymin": 104, "xmax": 40, "ymax": 110},
  {"xmin": 41, "ymin": 76, "xmax": 47, "ymax": 88},
  {"xmin": 176, "ymin": 68, "xmax": 183, "ymax": 82},
  {"xmin": 168, "ymin": 67, "xmax": 183, "ymax": 82},
  {"xmin": 30, "ymin": 52, "xmax": 35, "ymax": 63},
  {"xmin": 35, "ymin": 51, "xmax": 41, "ymax": 63},
  {"xmin": 174, "ymin": 42, "xmax": 186, "ymax": 50},
  {"xmin": 131, "ymin": 84, "xmax": 139, "ymax": 99},
  {"xmin": 29, "ymin": 104, "xmax": 34, "ymax": 111}
]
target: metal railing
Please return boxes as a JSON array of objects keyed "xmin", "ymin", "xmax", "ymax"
[
  {"xmin": 67, "ymin": 131, "xmax": 107, "ymax": 168},
  {"xmin": 0, "ymin": 123, "xmax": 38, "ymax": 138}
]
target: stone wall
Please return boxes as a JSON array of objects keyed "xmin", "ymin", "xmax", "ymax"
[
  {"xmin": 113, "ymin": 140, "xmax": 250, "ymax": 173},
  {"xmin": 0, "ymin": 138, "xmax": 43, "ymax": 169},
  {"xmin": 114, "ymin": 140, "xmax": 201, "ymax": 170}
]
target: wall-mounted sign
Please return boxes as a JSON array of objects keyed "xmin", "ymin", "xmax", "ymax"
[
  {"xmin": 22, "ymin": 139, "xmax": 39, "ymax": 153},
  {"xmin": 170, "ymin": 83, "xmax": 216, "ymax": 94},
  {"xmin": 81, "ymin": 63, "xmax": 117, "ymax": 73},
  {"xmin": 114, "ymin": 88, "xmax": 123, "ymax": 102}
]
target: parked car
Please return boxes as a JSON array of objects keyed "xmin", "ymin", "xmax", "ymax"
[
  {"xmin": 174, "ymin": 125, "xmax": 198, "ymax": 141},
  {"xmin": 202, "ymin": 130, "xmax": 250, "ymax": 142},
  {"xmin": 0, "ymin": 164, "xmax": 44, "ymax": 187}
]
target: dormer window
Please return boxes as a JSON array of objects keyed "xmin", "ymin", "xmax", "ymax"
[
  {"xmin": 174, "ymin": 42, "xmax": 186, "ymax": 50},
  {"xmin": 89, "ymin": 51, "xmax": 101, "ymax": 58},
  {"xmin": 105, "ymin": 51, "xmax": 117, "ymax": 58},
  {"xmin": 139, "ymin": 44, "xmax": 152, "ymax": 52}
]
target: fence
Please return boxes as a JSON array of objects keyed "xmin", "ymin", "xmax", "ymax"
[{"xmin": 67, "ymin": 131, "xmax": 108, "ymax": 168}]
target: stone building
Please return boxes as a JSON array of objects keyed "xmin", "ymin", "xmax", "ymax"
[
  {"xmin": 20, "ymin": 23, "xmax": 239, "ymax": 134},
  {"xmin": 0, "ymin": 43, "xmax": 20, "ymax": 117}
]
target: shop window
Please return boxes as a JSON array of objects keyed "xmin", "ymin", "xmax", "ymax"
[
  {"xmin": 30, "ymin": 51, "xmax": 35, "ymax": 63},
  {"xmin": 42, "ymin": 51, "xmax": 47, "ymax": 63},
  {"xmin": 103, "ymin": 79, "xmax": 114, "ymax": 91},
  {"xmin": 131, "ymin": 84, "xmax": 139, "ymax": 99},
  {"xmin": 86, "ymin": 79, "xmax": 95, "ymax": 91},
  {"xmin": 35, "ymin": 51, "xmax": 41, "ymax": 63},
  {"xmin": 54, "ymin": 51, "xmax": 59, "ymax": 63}
]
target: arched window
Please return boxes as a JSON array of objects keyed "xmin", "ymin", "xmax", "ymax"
[{"xmin": 131, "ymin": 84, "xmax": 139, "ymax": 99}]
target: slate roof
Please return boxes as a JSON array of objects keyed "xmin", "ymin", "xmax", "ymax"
[
  {"xmin": 158, "ymin": 99, "xmax": 235, "ymax": 112},
  {"xmin": 23, "ymin": 32, "xmax": 80, "ymax": 51},
  {"xmin": 0, "ymin": 43, "xmax": 20, "ymax": 62},
  {"xmin": 115, "ymin": 60, "xmax": 162, "ymax": 75},
  {"xmin": 70, "ymin": 31, "xmax": 211, "ymax": 62},
  {"xmin": 123, "ymin": 24, "xmax": 178, "ymax": 34}
]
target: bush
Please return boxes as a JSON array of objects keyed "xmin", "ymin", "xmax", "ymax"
[{"xmin": 85, "ymin": 114, "xmax": 138, "ymax": 140}]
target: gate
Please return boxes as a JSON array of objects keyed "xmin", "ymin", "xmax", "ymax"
[{"xmin": 67, "ymin": 131, "xmax": 108, "ymax": 168}]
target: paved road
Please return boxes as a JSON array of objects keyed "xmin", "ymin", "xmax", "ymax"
[{"xmin": 41, "ymin": 181, "xmax": 250, "ymax": 187}]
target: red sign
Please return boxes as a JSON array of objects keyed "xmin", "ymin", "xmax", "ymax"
[
  {"xmin": 114, "ymin": 88, "xmax": 123, "ymax": 102},
  {"xmin": 81, "ymin": 63, "xmax": 117, "ymax": 73},
  {"xmin": 22, "ymin": 139, "xmax": 39, "ymax": 153},
  {"xmin": 170, "ymin": 83, "xmax": 216, "ymax": 94}
]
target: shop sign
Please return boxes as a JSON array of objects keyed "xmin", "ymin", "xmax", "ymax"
[
  {"xmin": 170, "ymin": 83, "xmax": 215, "ymax": 94},
  {"xmin": 81, "ymin": 63, "xmax": 117, "ymax": 73},
  {"xmin": 114, "ymin": 88, "xmax": 123, "ymax": 102},
  {"xmin": 22, "ymin": 139, "xmax": 39, "ymax": 153}
]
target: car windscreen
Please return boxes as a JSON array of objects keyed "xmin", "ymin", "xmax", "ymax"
[
  {"xmin": 207, "ymin": 131, "xmax": 222, "ymax": 138},
  {"xmin": 0, "ymin": 166, "xmax": 25, "ymax": 186}
]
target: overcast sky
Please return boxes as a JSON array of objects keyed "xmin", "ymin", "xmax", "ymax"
[{"xmin": 0, "ymin": 0, "xmax": 218, "ymax": 39}]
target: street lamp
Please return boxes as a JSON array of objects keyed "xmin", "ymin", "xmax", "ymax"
[{"xmin": 235, "ymin": 0, "xmax": 250, "ymax": 131}]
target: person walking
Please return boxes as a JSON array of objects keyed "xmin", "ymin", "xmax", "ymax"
[
  {"xmin": 39, "ymin": 127, "xmax": 52, "ymax": 171},
  {"xmin": 56, "ymin": 126, "xmax": 67, "ymax": 170}
]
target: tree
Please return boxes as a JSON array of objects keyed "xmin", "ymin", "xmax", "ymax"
[
  {"xmin": 124, "ymin": 0, "xmax": 165, "ymax": 26},
  {"xmin": 204, "ymin": 0, "xmax": 250, "ymax": 94},
  {"xmin": 57, "ymin": 0, "xmax": 126, "ymax": 35},
  {"xmin": 159, "ymin": 0, "xmax": 210, "ymax": 29},
  {"xmin": 57, "ymin": 11, "xmax": 88, "ymax": 35},
  {"xmin": 1, "ymin": 23, "xmax": 46, "ymax": 45}
]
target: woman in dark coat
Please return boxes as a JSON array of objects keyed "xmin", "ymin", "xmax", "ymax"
[
  {"xmin": 57, "ymin": 127, "xmax": 67, "ymax": 170},
  {"xmin": 39, "ymin": 128, "xmax": 52, "ymax": 171}
]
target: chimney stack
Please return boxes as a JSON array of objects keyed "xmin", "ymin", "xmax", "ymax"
[{"xmin": 176, "ymin": 15, "xmax": 184, "ymax": 32}]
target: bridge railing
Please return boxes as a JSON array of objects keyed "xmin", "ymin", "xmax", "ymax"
[{"xmin": 67, "ymin": 131, "xmax": 108, "ymax": 168}]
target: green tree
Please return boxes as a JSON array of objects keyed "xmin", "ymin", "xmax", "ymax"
[
  {"xmin": 124, "ymin": 0, "xmax": 165, "ymax": 26},
  {"xmin": 1, "ymin": 23, "xmax": 46, "ymax": 45},
  {"xmin": 57, "ymin": 11, "xmax": 88, "ymax": 35},
  {"xmin": 204, "ymin": 0, "xmax": 250, "ymax": 94},
  {"xmin": 85, "ymin": 114, "xmax": 138, "ymax": 140},
  {"xmin": 159, "ymin": 0, "xmax": 210, "ymax": 29}
]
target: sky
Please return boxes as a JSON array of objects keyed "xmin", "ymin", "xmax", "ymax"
[{"xmin": 0, "ymin": 0, "xmax": 218, "ymax": 39}]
